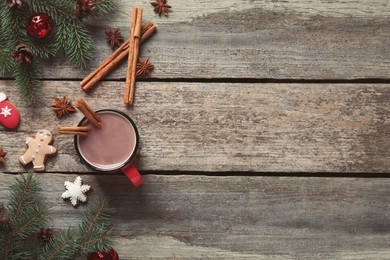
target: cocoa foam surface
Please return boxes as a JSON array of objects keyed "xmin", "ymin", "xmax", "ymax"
[{"xmin": 77, "ymin": 111, "xmax": 137, "ymax": 169}]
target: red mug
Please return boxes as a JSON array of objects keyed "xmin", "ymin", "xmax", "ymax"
[{"xmin": 74, "ymin": 109, "xmax": 143, "ymax": 186}]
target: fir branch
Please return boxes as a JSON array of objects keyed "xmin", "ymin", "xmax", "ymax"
[
  {"xmin": 76, "ymin": 199, "xmax": 113, "ymax": 253},
  {"xmin": 0, "ymin": 5, "xmax": 25, "ymax": 76},
  {"xmin": 1, "ymin": 172, "xmax": 49, "ymax": 260},
  {"xmin": 53, "ymin": 17, "xmax": 68, "ymax": 56},
  {"xmin": 0, "ymin": 48, "xmax": 16, "ymax": 74},
  {"xmin": 0, "ymin": 1, "xmax": 43, "ymax": 103},
  {"xmin": 29, "ymin": 0, "xmax": 94, "ymax": 67},
  {"xmin": 39, "ymin": 229, "xmax": 77, "ymax": 260},
  {"xmin": 81, "ymin": 200, "xmax": 108, "ymax": 238},
  {"xmin": 82, "ymin": 200, "xmax": 111, "ymax": 236},
  {"xmin": 90, "ymin": 0, "xmax": 118, "ymax": 17},
  {"xmin": 8, "ymin": 172, "xmax": 40, "ymax": 227},
  {"xmin": 12, "ymin": 60, "xmax": 41, "ymax": 104},
  {"xmin": 29, "ymin": 0, "xmax": 77, "ymax": 20},
  {"xmin": 7, "ymin": 172, "xmax": 49, "ymax": 238},
  {"xmin": 29, "ymin": 39, "xmax": 58, "ymax": 60},
  {"xmin": 12, "ymin": 206, "xmax": 48, "ymax": 238},
  {"xmin": 64, "ymin": 20, "xmax": 93, "ymax": 68},
  {"xmin": 1, "ymin": 235, "xmax": 23, "ymax": 260},
  {"xmin": 0, "ymin": 2, "xmax": 29, "ymax": 48},
  {"xmin": 79, "ymin": 227, "xmax": 112, "ymax": 249},
  {"xmin": 27, "ymin": 0, "xmax": 74, "ymax": 58}
]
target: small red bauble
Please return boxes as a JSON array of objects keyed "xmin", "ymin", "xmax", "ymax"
[
  {"xmin": 26, "ymin": 13, "xmax": 53, "ymax": 39},
  {"xmin": 87, "ymin": 248, "xmax": 119, "ymax": 260}
]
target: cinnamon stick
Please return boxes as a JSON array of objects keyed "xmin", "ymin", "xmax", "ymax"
[
  {"xmin": 57, "ymin": 131, "xmax": 89, "ymax": 136},
  {"xmin": 141, "ymin": 21, "xmax": 153, "ymax": 34},
  {"xmin": 57, "ymin": 126, "xmax": 91, "ymax": 136},
  {"xmin": 58, "ymin": 126, "xmax": 92, "ymax": 132},
  {"xmin": 80, "ymin": 41, "xmax": 129, "ymax": 88},
  {"xmin": 124, "ymin": 8, "xmax": 143, "ymax": 105},
  {"xmin": 124, "ymin": 9, "xmax": 139, "ymax": 104},
  {"xmin": 75, "ymin": 99, "xmax": 101, "ymax": 128},
  {"xmin": 129, "ymin": 8, "xmax": 143, "ymax": 105},
  {"xmin": 141, "ymin": 25, "xmax": 157, "ymax": 43},
  {"xmin": 81, "ymin": 22, "xmax": 156, "ymax": 92}
]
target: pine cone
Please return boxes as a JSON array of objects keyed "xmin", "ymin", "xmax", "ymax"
[
  {"xmin": 38, "ymin": 228, "xmax": 53, "ymax": 243},
  {"xmin": 0, "ymin": 204, "xmax": 9, "ymax": 224},
  {"xmin": 75, "ymin": 0, "xmax": 96, "ymax": 19},
  {"xmin": 13, "ymin": 44, "xmax": 33, "ymax": 64},
  {"xmin": 6, "ymin": 0, "xmax": 27, "ymax": 8}
]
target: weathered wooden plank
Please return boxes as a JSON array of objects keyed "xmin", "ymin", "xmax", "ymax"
[
  {"xmin": 2, "ymin": 0, "xmax": 389, "ymax": 80},
  {"xmin": 0, "ymin": 173, "xmax": 389, "ymax": 259},
  {"xmin": 0, "ymin": 81, "xmax": 389, "ymax": 173}
]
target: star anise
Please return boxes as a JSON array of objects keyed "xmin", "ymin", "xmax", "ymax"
[
  {"xmin": 105, "ymin": 28, "xmax": 124, "ymax": 50},
  {"xmin": 0, "ymin": 146, "xmax": 6, "ymax": 165},
  {"xmin": 13, "ymin": 44, "xmax": 33, "ymax": 64},
  {"xmin": 51, "ymin": 96, "xmax": 76, "ymax": 119},
  {"xmin": 136, "ymin": 57, "xmax": 154, "ymax": 77},
  {"xmin": 38, "ymin": 228, "xmax": 53, "ymax": 243},
  {"xmin": 151, "ymin": 0, "xmax": 171, "ymax": 16}
]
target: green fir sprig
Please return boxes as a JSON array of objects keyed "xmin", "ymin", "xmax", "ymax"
[
  {"xmin": 39, "ymin": 200, "xmax": 114, "ymax": 259},
  {"xmin": 0, "ymin": 171, "xmax": 48, "ymax": 259},
  {"xmin": 0, "ymin": 0, "xmax": 117, "ymax": 104},
  {"xmin": 0, "ymin": 172, "xmax": 114, "ymax": 260}
]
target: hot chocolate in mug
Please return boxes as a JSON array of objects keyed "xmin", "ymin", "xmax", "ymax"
[{"xmin": 74, "ymin": 109, "xmax": 143, "ymax": 186}]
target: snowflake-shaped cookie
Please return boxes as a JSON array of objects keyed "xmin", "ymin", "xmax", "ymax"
[{"xmin": 62, "ymin": 176, "xmax": 92, "ymax": 206}]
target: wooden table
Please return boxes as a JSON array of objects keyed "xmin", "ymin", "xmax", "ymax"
[{"xmin": 1, "ymin": 0, "xmax": 389, "ymax": 258}]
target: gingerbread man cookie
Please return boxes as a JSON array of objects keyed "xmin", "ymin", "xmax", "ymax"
[{"xmin": 19, "ymin": 130, "xmax": 57, "ymax": 171}]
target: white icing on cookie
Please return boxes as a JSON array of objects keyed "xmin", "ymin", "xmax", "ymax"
[{"xmin": 62, "ymin": 176, "xmax": 91, "ymax": 206}]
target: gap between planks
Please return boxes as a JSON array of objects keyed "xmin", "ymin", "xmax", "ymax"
[{"xmin": 3, "ymin": 77, "xmax": 390, "ymax": 84}]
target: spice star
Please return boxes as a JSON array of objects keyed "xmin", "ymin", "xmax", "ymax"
[
  {"xmin": 62, "ymin": 176, "xmax": 91, "ymax": 206},
  {"xmin": 105, "ymin": 28, "xmax": 124, "ymax": 50},
  {"xmin": 51, "ymin": 96, "xmax": 76, "ymax": 119},
  {"xmin": 0, "ymin": 106, "xmax": 12, "ymax": 118},
  {"xmin": 151, "ymin": 0, "xmax": 171, "ymax": 16},
  {"xmin": 136, "ymin": 57, "xmax": 154, "ymax": 77}
]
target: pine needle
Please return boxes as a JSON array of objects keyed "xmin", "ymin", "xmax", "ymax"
[
  {"xmin": 39, "ymin": 229, "xmax": 77, "ymax": 260},
  {"xmin": 76, "ymin": 199, "xmax": 114, "ymax": 253},
  {"xmin": 0, "ymin": 172, "xmax": 49, "ymax": 260},
  {"xmin": 12, "ymin": 61, "xmax": 41, "ymax": 105},
  {"xmin": 0, "ymin": 48, "xmax": 16, "ymax": 74}
]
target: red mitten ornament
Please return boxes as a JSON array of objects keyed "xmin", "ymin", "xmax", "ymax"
[{"xmin": 0, "ymin": 92, "xmax": 20, "ymax": 129}]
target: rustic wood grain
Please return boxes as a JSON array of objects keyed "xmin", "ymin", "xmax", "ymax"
[
  {"xmin": 1, "ymin": 0, "xmax": 389, "ymax": 80},
  {"xmin": 1, "ymin": 1, "xmax": 388, "ymax": 259},
  {"xmin": 0, "ymin": 173, "xmax": 389, "ymax": 259},
  {"xmin": 0, "ymin": 81, "xmax": 389, "ymax": 173}
]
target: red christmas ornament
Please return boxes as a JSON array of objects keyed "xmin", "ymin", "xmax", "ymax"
[
  {"xmin": 87, "ymin": 248, "xmax": 119, "ymax": 260},
  {"xmin": 26, "ymin": 13, "xmax": 53, "ymax": 39},
  {"xmin": 0, "ymin": 92, "xmax": 20, "ymax": 129}
]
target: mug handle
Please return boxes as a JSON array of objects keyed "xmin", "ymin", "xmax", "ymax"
[{"xmin": 122, "ymin": 163, "xmax": 143, "ymax": 187}]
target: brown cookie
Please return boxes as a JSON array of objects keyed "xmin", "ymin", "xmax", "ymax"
[{"xmin": 19, "ymin": 130, "xmax": 57, "ymax": 171}]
